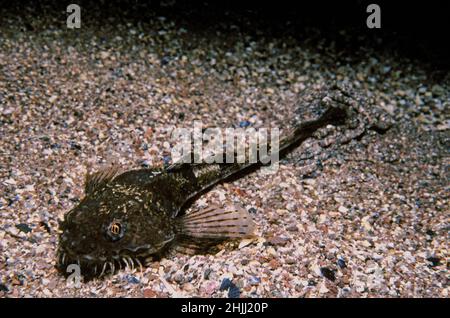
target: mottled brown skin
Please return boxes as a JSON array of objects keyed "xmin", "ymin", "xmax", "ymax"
[
  {"xmin": 57, "ymin": 102, "xmax": 350, "ymax": 280},
  {"xmin": 57, "ymin": 165, "xmax": 231, "ymax": 279}
]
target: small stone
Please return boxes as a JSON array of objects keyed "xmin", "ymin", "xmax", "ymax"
[
  {"xmin": 249, "ymin": 276, "xmax": 261, "ymax": 286},
  {"xmin": 241, "ymin": 259, "xmax": 250, "ymax": 265},
  {"xmin": 39, "ymin": 221, "xmax": 51, "ymax": 233},
  {"xmin": 69, "ymin": 141, "xmax": 82, "ymax": 150},
  {"xmin": 228, "ymin": 283, "xmax": 240, "ymax": 298},
  {"xmin": 268, "ymin": 259, "xmax": 280, "ymax": 269},
  {"xmin": 125, "ymin": 275, "xmax": 140, "ymax": 284},
  {"xmin": 100, "ymin": 51, "xmax": 110, "ymax": 59},
  {"xmin": 203, "ymin": 268, "xmax": 212, "ymax": 280},
  {"xmin": 203, "ymin": 281, "xmax": 217, "ymax": 295},
  {"xmin": 143, "ymin": 289, "xmax": 158, "ymax": 298},
  {"xmin": 47, "ymin": 280, "xmax": 57, "ymax": 290},
  {"xmin": 161, "ymin": 56, "xmax": 170, "ymax": 65},
  {"xmin": 426, "ymin": 257, "xmax": 440, "ymax": 267},
  {"xmin": 265, "ymin": 88, "xmax": 274, "ymax": 94},
  {"xmin": 4, "ymin": 178, "xmax": 16, "ymax": 185},
  {"xmin": 11, "ymin": 275, "xmax": 23, "ymax": 286},
  {"xmin": 163, "ymin": 155, "xmax": 171, "ymax": 166},
  {"xmin": 342, "ymin": 275, "xmax": 350, "ymax": 285},
  {"xmin": 139, "ymin": 159, "xmax": 151, "ymax": 168},
  {"xmin": 431, "ymin": 84, "xmax": 445, "ymax": 96},
  {"xmin": 144, "ymin": 127, "xmax": 154, "ymax": 139},
  {"xmin": 382, "ymin": 66, "xmax": 391, "ymax": 74},
  {"xmin": 286, "ymin": 258, "xmax": 296, "ymax": 265},
  {"xmin": 16, "ymin": 223, "xmax": 32, "ymax": 233},
  {"xmin": 319, "ymin": 282, "xmax": 329, "ymax": 294},
  {"xmin": 337, "ymin": 258, "xmax": 347, "ymax": 269},
  {"xmin": 173, "ymin": 272, "xmax": 184, "ymax": 284},
  {"xmin": 0, "ymin": 284, "xmax": 8, "ymax": 292},
  {"xmin": 219, "ymin": 278, "xmax": 232, "ymax": 291},
  {"xmin": 403, "ymin": 251, "xmax": 416, "ymax": 263},
  {"xmin": 320, "ymin": 267, "xmax": 336, "ymax": 282},
  {"xmin": 238, "ymin": 238, "xmax": 255, "ymax": 249},
  {"xmin": 266, "ymin": 247, "xmax": 277, "ymax": 257},
  {"xmin": 267, "ymin": 236, "xmax": 289, "ymax": 246},
  {"xmin": 338, "ymin": 206, "xmax": 348, "ymax": 213},
  {"xmin": 239, "ymin": 120, "xmax": 250, "ymax": 128},
  {"xmin": 48, "ymin": 95, "xmax": 58, "ymax": 103}
]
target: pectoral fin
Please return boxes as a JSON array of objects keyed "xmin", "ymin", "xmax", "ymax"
[{"xmin": 180, "ymin": 204, "xmax": 255, "ymax": 239}]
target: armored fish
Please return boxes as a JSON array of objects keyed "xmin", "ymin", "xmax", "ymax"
[{"xmin": 57, "ymin": 103, "xmax": 349, "ymax": 280}]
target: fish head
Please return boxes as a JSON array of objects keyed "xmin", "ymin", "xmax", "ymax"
[{"xmin": 56, "ymin": 174, "xmax": 175, "ymax": 280}]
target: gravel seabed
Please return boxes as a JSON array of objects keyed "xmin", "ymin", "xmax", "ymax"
[{"xmin": 0, "ymin": 4, "xmax": 448, "ymax": 297}]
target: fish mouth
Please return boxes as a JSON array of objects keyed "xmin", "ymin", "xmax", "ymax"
[{"xmin": 56, "ymin": 245, "xmax": 157, "ymax": 280}]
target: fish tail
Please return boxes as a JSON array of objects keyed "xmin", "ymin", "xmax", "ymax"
[
  {"xmin": 208, "ymin": 105, "xmax": 348, "ymax": 179},
  {"xmin": 179, "ymin": 204, "xmax": 255, "ymax": 239},
  {"xmin": 278, "ymin": 104, "xmax": 348, "ymax": 155},
  {"xmin": 167, "ymin": 104, "xmax": 348, "ymax": 197}
]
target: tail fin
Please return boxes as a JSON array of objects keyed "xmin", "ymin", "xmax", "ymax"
[
  {"xmin": 166, "ymin": 104, "xmax": 348, "ymax": 203},
  {"xmin": 277, "ymin": 105, "xmax": 348, "ymax": 156},
  {"xmin": 180, "ymin": 205, "xmax": 255, "ymax": 239}
]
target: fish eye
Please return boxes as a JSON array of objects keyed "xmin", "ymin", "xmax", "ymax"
[
  {"xmin": 110, "ymin": 222, "xmax": 121, "ymax": 235},
  {"xmin": 106, "ymin": 220, "xmax": 125, "ymax": 241}
]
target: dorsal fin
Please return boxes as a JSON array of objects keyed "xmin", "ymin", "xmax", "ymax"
[{"xmin": 84, "ymin": 164, "xmax": 121, "ymax": 195}]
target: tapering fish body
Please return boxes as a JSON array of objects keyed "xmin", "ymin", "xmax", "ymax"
[{"xmin": 57, "ymin": 104, "xmax": 349, "ymax": 280}]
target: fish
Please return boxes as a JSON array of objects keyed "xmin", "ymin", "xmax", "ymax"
[{"xmin": 56, "ymin": 103, "xmax": 349, "ymax": 280}]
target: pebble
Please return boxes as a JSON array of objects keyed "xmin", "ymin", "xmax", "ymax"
[
  {"xmin": 125, "ymin": 275, "xmax": 140, "ymax": 284},
  {"xmin": 15, "ymin": 223, "xmax": 32, "ymax": 233},
  {"xmin": 431, "ymin": 85, "xmax": 445, "ymax": 96},
  {"xmin": 268, "ymin": 259, "xmax": 280, "ymax": 269},
  {"xmin": 239, "ymin": 120, "xmax": 251, "ymax": 128},
  {"xmin": 426, "ymin": 257, "xmax": 441, "ymax": 267},
  {"xmin": 249, "ymin": 276, "xmax": 261, "ymax": 286},
  {"xmin": 39, "ymin": 221, "xmax": 51, "ymax": 233},
  {"xmin": 267, "ymin": 236, "xmax": 289, "ymax": 246},
  {"xmin": 219, "ymin": 278, "xmax": 232, "ymax": 291},
  {"xmin": 248, "ymin": 207, "xmax": 257, "ymax": 214},
  {"xmin": 319, "ymin": 283, "xmax": 329, "ymax": 294},
  {"xmin": 173, "ymin": 272, "xmax": 184, "ymax": 284},
  {"xmin": 163, "ymin": 155, "xmax": 171, "ymax": 166},
  {"xmin": 286, "ymin": 225, "xmax": 299, "ymax": 232},
  {"xmin": 238, "ymin": 238, "xmax": 254, "ymax": 249},
  {"xmin": 338, "ymin": 206, "xmax": 348, "ymax": 213},
  {"xmin": 286, "ymin": 258, "xmax": 296, "ymax": 265},
  {"xmin": 160, "ymin": 56, "xmax": 170, "ymax": 66},
  {"xmin": 143, "ymin": 288, "xmax": 158, "ymax": 298},
  {"xmin": 320, "ymin": 268, "xmax": 336, "ymax": 282},
  {"xmin": 228, "ymin": 283, "xmax": 241, "ymax": 298},
  {"xmin": 337, "ymin": 258, "xmax": 347, "ymax": 269},
  {"xmin": 0, "ymin": 284, "xmax": 9, "ymax": 292},
  {"xmin": 203, "ymin": 268, "xmax": 212, "ymax": 280}
]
